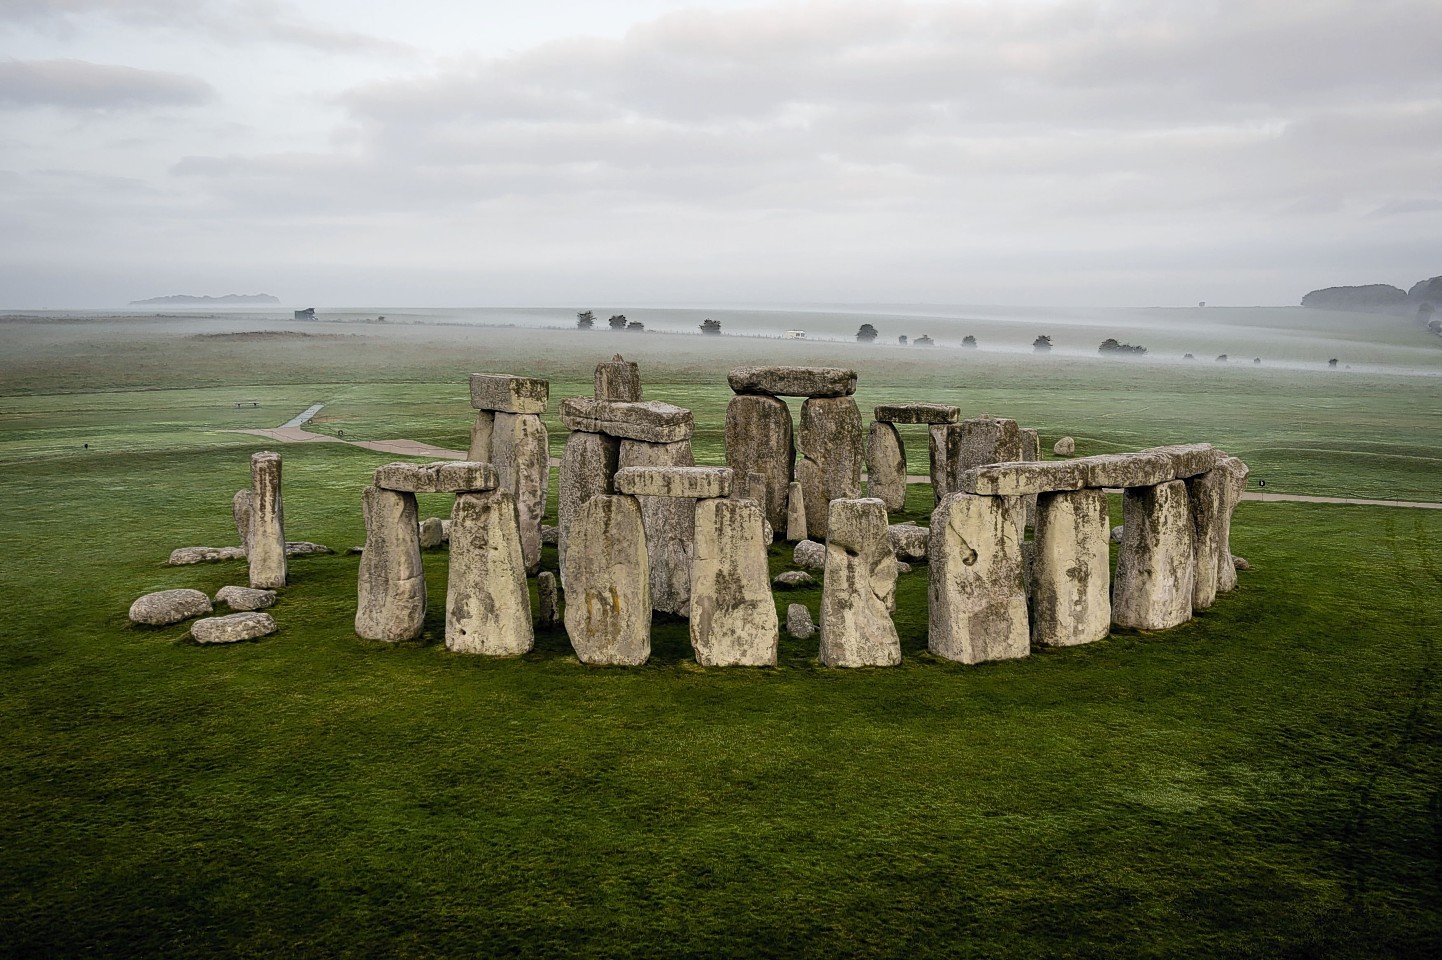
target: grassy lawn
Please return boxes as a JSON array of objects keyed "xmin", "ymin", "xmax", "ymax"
[{"xmin": 2, "ymin": 312, "xmax": 1440, "ymax": 956}]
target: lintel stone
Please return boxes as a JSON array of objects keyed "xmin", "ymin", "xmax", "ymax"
[
  {"xmin": 1075, "ymin": 452, "xmax": 1175, "ymax": 489},
  {"xmin": 872, "ymin": 402, "xmax": 959, "ymax": 425},
  {"xmin": 955, "ymin": 460, "xmax": 1088, "ymax": 496},
  {"xmin": 560, "ymin": 397, "xmax": 694, "ymax": 442},
  {"xmin": 614, "ymin": 466, "xmax": 733, "ymax": 499},
  {"xmin": 1142, "ymin": 443, "xmax": 1221, "ymax": 479},
  {"xmin": 469, "ymin": 373, "xmax": 549, "ymax": 414},
  {"xmin": 374, "ymin": 460, "xmax": 498, "ymax": 493},
  {"xmin": 728, "ymin": 365, "xmax": 857, "ymax": 398}
]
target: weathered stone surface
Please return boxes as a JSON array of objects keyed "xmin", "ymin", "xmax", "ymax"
[
  {"xmin": 557, "ymin": 430, "xmax": 620, "ymax": 580},
  {"xmin": 419, "ymin": 517, "xmax": 445, "ymax": 549},
  {"xmin": 561, "ymin": 397, "xmax": 693, "ymax": 443},
  {"xmin": 930, "ymin": 417, "xmax": 1023, "ymax": 502},
  {"xmin": 787, "ymin": 603, "xmax": 816, "ymax": 639},
  {"xmin": 887, "ymin": 524, "xmax": 929, "ymax": 562},
  {"xmin": 1031, "ymin": 488, "xmax": 1110, "ymax": 647},
  {"xmin": 866, "ymin": 421, "xmax": 907, "ymax": 512},
  {"xmin": 1076, "ymin": 452, "xmax": 1174, "ymax": 489},
  {"xmin": 1233, "ymin": 555, "xmax": 1251, "ymax": 571},
  {"xmin": 355, "ymin": 485, "xmax": 425, "ymax": 643},
  {"xmin": 619, "ymin": 438, "xmax": 696, "ymax": 616},
  {"xmin": 468, "ymin": 410, "xmax": 494, "ymax": 461},
  {"xmin": 786, "ymin": 481, "xmax": 807, "ymax": 542},
  {"xmin": 1144, "ymin": 443, "xmax": 1221, "ymax": 479},
  {"xmin": 819, "ymin": 499, "xmax": 899, "ymax": 667},
  {"xmin": 440, "ymin": 520, "xmax": 451, "ymax": 543},
  {"xmin": 594, "ymin": 355, "xmax": 641, "ymax": 401},
  {"xmin": 793, "ymin": 539, "xmax": 826, "ymax": 570},
  {"xmin": 895, "ymin": 560, "xmax": 912, "ymax": 576},
  {"xmin": 872, "ymin": 402, "xmax": 958, "ymax": 425},
  {"xmin": 492, "ymin": 412, "xmax": 549, "ymax": 573},
  {"xmin": 955, "ymin": 460, "xmax": 1088, "ymax": 496},
  {"xmin": 374, "ymin": 460, "xmax": 498, "ymax": 494},
  {"xmin": 248, "ymin": 451, "xmax": 286, "ymax": 589},
  {"xmin": 1216, "ymin": 456, "xmax": 1250, "ymax": 593},
  {"xmin": 614, "ymin": 465, "xmax": 733, "ymax": 499},
  {"xmin": 129, "ymin": 588, "xmax": 213, "ymax": 626},
  {"xmin": 537, "ymin": 571, "xmax": 560, "ymax": 628},
  {"xmin": 191, "ymin": 612, "xmax": 276, "ymax": 644},
  {"xmin": 214, "ymin": 586, "xmax": 276, "ymax": 611},
  {"xmin": 724, "ymin": 393, "xmax": 794, "ymax": 533},
  {"xmin": 1186, "ymin": 468, "xmax": 1228, "ymax": 611},
  {"xmin": 469, "ymin": 373, "xmax": 549, "ymax": 414},
  {"xmin": 562, "ymin": 495, "xmax": 651, "ymax": 665},
  {"xmin": 728, "ymin": 365, "xmax": 857, "ymax": 398},
  {"xmin": 169, "ymin": 546, "xmax": 247, "ymax": 565},
  {"xmin": 1113, "ymin": 480, "xmax": 1195, "ymax": 630},
  {"xmin": 1021, "ymin": 428, "xmax": 1040, "ymax": 463},
  {"xmin": 928, "ymin": 493, "xmax": 1029, "ymax": 663},
  {"xmin": 232, "ymin": 489, "xmax": 253, "ymax": 554},
  {"xmin": 1111, "ymin": 525, "xmax": 1124, "ymax": 543},
  {"xmin": 446, "ymin": 490, "xmax": 534, "ymax": 656},
  {"xmin": 690, "ymin": 498, "xmax": 778, "ymax": 666},
  {"xmin": 1054, "ymin": 436, "xmax": 1076, "ymax": 456},
  {"xmin": 774, "ymin": 570, "xmax": 817, "ymax": 588},
  {"xmin": 541, "ymin": 524, "xmax": 558, "ymax": 545},
  {"xmin": 284, "ymin": 541, "xmax": 331, "ymax": 556},
  {"xmin": 796, "ymin": 396, "xmax": 863, "ymax": 539}
]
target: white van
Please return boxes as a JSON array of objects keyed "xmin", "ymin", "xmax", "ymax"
[{"xmin": 784, "ymin": 330, "xmax": 806, "ymax": 339}]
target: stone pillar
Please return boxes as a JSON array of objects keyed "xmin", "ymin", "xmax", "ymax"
[
  {"xmin": 467, "ymin": 411, "xmax": 494, "ymax": 461},
  {"xmin": 724, "ymin": 393, "xmax": 794, "ymax": 533},
  {"xmin": 732, "ymin": 470, "xmax": 774, "ymax": 543},
  {"xmin": 797, "ymin": 396, "xmax": 863, "ymax": 539},
  {"xmin": 1020, "ymin": 427, "xmax": 1040, "ymax": 529},
  {"xmin": 866, "ymin": 421, "xmax": 907, "ymax": 512},
  {"xmin": 248, "ymin": 451, "xmax": 286, "ymax": 589},
  {"xmin": 355, "ymin": 485, "xmax": 425, "ymax": 642},
  {"xmin": 819, "ymin": 498, "xmax": 900, "ymax": 667},
  {"xmin": 785, "ymin": 481, "xmax": 807, "ymax": 542},
  {"xmin": 1186, "ymin": 468, "xmax": 1228, "ymax": 611},
  {"xmin": 690, "ymin": 497, "xmax": 778, "ymax": 666},
  {"xmin": 492, "ymin": 411, "xmax": 549, "ymax": 574},
  {"xmin": 557, "ymin": 430, "xmax": 620, "ymax": 582},
  {"xmin": 619, "ymin": 438, "xmax": 696, "ymax": 616},
  {"xmin": 537, "ymin": 571, "xmax": 560, "ymax": 629},
  {"xmin": 931, "ymin": 416, "xmax": 1023, "ymax": 504},
  {"xmin": 446, "ymin": 490, "xmax": 534, "ymax": 656},
  {"xmin": 232, "ymin": 489, "xmax": 253, "ymax": 553},
  {"xmin": 595, "ymin": 354, "xmax": 642, "ymax": 401},
  {"xmin": 1216, "ymin": 456, "xmax": 1250, "ymax": 593},
  {"xmin": 561, "ymin": 495, "xmax": 651, "ymax": 665},
  {"xmin": 1031, "ymin": 488, "xmax": 1110, "ymax": 647},
  {"xmin": 1113, "ymin": 480, "xmax": 1195, "ymax": 630},
  {"xmin": 928, "ymin": 492, "xmax": 1029, "ymax": 663}
]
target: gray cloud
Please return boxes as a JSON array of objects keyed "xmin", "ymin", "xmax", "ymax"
[{"xmin": 0, "ymin": 58, "xmax": 214, "ymax": 110}]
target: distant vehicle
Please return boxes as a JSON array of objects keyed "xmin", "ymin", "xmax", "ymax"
[
  {"xmin": 784, "ymin": 330, "xmax": 806, "ymax": 339},
  {"xmin": 294, "ymin": 307, "xmax": 315, "ymax": 320}
]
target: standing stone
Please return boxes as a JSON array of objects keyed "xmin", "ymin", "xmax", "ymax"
[
  {"xmin": 356, "ymin": 485, "xmax": 425, "ymax": 642},
  {"xmin": 562, "ymin": 495, "xmax": 651, "ymax": 665},
  {"xmin": 446, "ymin": 490, "xmax": 534, "ymax": 656},
  {"xmin": 594, "ymin": 355, "xmax": 641, "ymax": 401},
  {"xmin": 818, "ymin": 498, "xmax": 900, "ymax": 667},
  {"xmin": 731, "ymin": 470, "xmax": 774, "ymax": 543},
  {"xmin": 928, "ymin": 493, "xmax": 1029, "ymax": 664},
  {"xmin": 1186, "ymin": 468, "xmax": 1228, "ymax": 611},
  {"xmin": 690, "ymin": 498, "xmax": 778, "ymax": 666},
  {"xmin": 787, "ymin": 603, "xmax": 816, "ymax": 640},
  {"xmin": 619, "ymin": 438, "xmax": 696, "ymax": 616},
  {"xmin": 724, "ymin": 393, "xmax": 794, "ymax": 533},
  {"xmin": 796, "ymin": 396, "xmax": 863, "ymax": 540},
  {"xmin": 248, "ymin": 451, "xmax": 286, "ymax": 589},
  {"xmin": 468, "ymin": 410, "xmax": 495, "ymax": 461},
  {"xmin": 786, "ymin": 481, "xmax": 808, "ymax": 542},
  {"xmin": 1216, "ymin": 456, "xmax": 1250, "ymax": 593},
  {"xmin": 232, "ymin": 489, "xmax": 253, "ymax": 554},
  {"xmin": 558, "ymin": 430, "xmax": 620, "ymax": 580},
  {"xmin": 930, "ymin": 417, "xmax": 1023, "ymax": 504},
  {"xmin": 1031, "ymin": 488, "xmax": 1110, "ymax": 647},
  {"xmin": 419, "ymin": 517, "xmax": 445, "ymax": 549},
  {"xmin": 492, "ymin": 411, "xmax": 549, "ymax": 574},
  {"xmin": 1113, "ymin": 480, "xmax": 1195, "ymax": 630},
  {"xmin": 866, "ymin": 421, "xmax": 907, "ymax": 512},
  {"xmin": 537, "ymin": 571, "xmax": 560, "ymax": 628},
  {"xmin": 1020, "ymin": 427, "xmax": 1040, "ymax": 529}
]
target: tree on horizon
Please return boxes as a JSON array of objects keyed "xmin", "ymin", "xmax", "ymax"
[
  {"xmin": 577, "ymin": 310, "xmax": 595, "ymax": 330},
  {"xmin": 608, "ymin": 314, "xmax": 628, "ymax": 330},
  {"xmin": 626, "ymin": 320, "xmax": 645, "ymax": 332},
  {"xmin": 856, "ymin": 323, "xmax": 879, "ymax": 343},
  {"xmin": 1033, "ymin": 335, "xmax": 1053, "ymax": 353},
  {"xmin": 700, "ymin": 318, "xmax": 722, "ymax": 336}
]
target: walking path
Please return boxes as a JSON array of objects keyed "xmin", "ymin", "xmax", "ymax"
[{"xmin": 280, "ymin": 403, "xmax": 326, "ymax": 429}]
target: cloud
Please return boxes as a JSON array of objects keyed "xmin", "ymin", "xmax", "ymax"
[{"xmin": 0, "ymin": 58, "xmax": 214, "ymax": 110}]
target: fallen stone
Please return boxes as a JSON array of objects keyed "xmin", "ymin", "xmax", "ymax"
[
  {"xmin": 614, "ymin": 465, "xmax": 733, "ymax": 499},
  {"xmin": 469, "ymin": 373, "xmax": 549, "ymax": 414},
  {"xmin": 1053, "ymin": 436, "xmax": 1076, "ymax": 456},
  {"xmin": 561, "ymin": 397, "xmax": 693, "ymax": 443},
  {"xmin": 793, "ymin": 539, "xmax": 826, "ymax": 570},
  {"xmin": 168, "ymin": 546, "xmax": 247, "ymax": 565},
  {"xmin": 561, "ymin": 495, "xmax": 651, "ymax": 665},
  {"xmin": 724, "ymin": 393, "xmax": 794, "ymax": 533},
  {"xmin": 955, "ymin": 460, "xmax": 1088, "ymax": 497},
  {"xmin": 1031, "ymin": 488, "xmax": 1110, "ymax": 647},
  {"xmin": 355, "ymin": 485, "xmax": 425, "ymax": 643},
  {"xmin": 129, "ymin": 588, "xmax": 213, "ymax": 626},
  {"xmin": 248, "ymin": 451, "xmax": 286, "ymax": 590},
  {"xmin": 728, "ymin": 365, "xmax": 857, "ymax": 398},
  {"xmin": 1113, "ymin": 480, "xmax": 1195, "ymax": 630},
  {"xmin": 787, "ymin": 603, "xmax": 816, "ymax": 640},
  {"xmin": 774, "ymin": 570, "xmax": 818, "ymax": 588},
  {"xmin": 491, "ymin": 412, "xmax": 549, "ymax": 573},
  {"xmin": 866, "ymin": 421, "xmax": 907, "ymax": 512},
  {"xmin": 785, "ymin": 481, "xmax": 808, "ymax": 542},
  {"xmin": 690, "ymin": 498, "xmax": 778, "ymax": 666},
  {"xmin": 620, "ymin": 438, "xmax": 696, "ymax": 616},
  {"xmin": 446, "ymin": 490, "xmax": 534, "ymax": 656},
  {"xmin": 373, "ymin": 460, "xmax": 498, "ymax": 494},
  {"xmin": 928, "ymin": 493, "xmax": 1029, "ymax": 664},
  {"xmin": 419, "ymin": 517, "xmax": 445, "ymax": 549},
  {"xmin": 214, "ymin": 586, "xmax": 276, "ymax": 611},
  {"xmin": 557, "ymin": 430, "xmax": 620, "ymax": 578},
  {"xmin": 819, "ymin": 498, "xmax": 900, "ymax": 667},
  {"xmin": 872, "ymin": 402, "xmax": 958, "ymax": 425},
  {"xmin": 886, "ymin": 524, "xmax": 929, "ymax": 562},
  {"xmin": 232, "ymin": 489, "xmax": 253, "ymax": 554},
  {"xmin": 284, "ymin": 541, "xmax": 331, "ymax": 556},
  {"xmin": 594, "ymin": 355, "xmax": 641, "ymax": 401},
  {"xmin": 1143, "ymin": 443, "xmax": 1221, "ymax": 479},
  {"xmin": 537, "ymin": 571, "xmax": 560, "ymax": 628},
  {"xmin": 796, "ymin": 395, "xmax": 863, "ymax": 539},
  {"xmin": 191, "ymin": 612, "xmax": 276, "ymax": 644},
  {"xmin": 1075, "ymin": 452, "xmax": 1175, "ymax": 489},
  {"xmin": 1233, "ymin": 555, "xmax": 1251, "ymax": 571}
]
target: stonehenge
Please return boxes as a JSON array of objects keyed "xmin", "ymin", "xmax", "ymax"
[
  {"xmin": 561, "ymin": 494, "xmax": 652, "ymax": 665},
  {"xmin": 928, "ymin": 492, "xmax": 1029, "ymax": 664},
  {"xmin": 796, "ymin": 395, "xmax": 863, "ymax": 539},
  {"xmin": 868, "ymin": 404, "xmax": 958, "ymax": 515},
  {"xmin": 469, "ymin": 374, "xmax": 550, "ymax": 574},
  {"xmin": 446, "ymin": 490, "xmax": 534, "ymax": 656},
  {"xmin": 1113, "ymin": 480, "xmax": 1195, "ymax": 630},
  {"xmin": 818, "ymin": 498, "xmax": 901, "ymax": 667},
  {"xmin": 690, "ymin": 495, "xmax": 779, "ymax": 667},
  {"xmin": 248, "ymin": 451, "xmax": 286, "ymax": 589}
]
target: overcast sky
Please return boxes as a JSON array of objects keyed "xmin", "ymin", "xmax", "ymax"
[{"xmin": 2, "ymin": 0, "xmax": 1438, "ymax": 308}]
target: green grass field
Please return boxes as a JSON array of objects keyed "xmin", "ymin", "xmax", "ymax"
[{"xmin": 2, "ymin": 311, "xmax": 1440, "ymax": 957}]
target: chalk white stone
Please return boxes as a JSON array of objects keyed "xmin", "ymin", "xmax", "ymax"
[
  {"xmin": 796, "ymin": 396, "xmax": 863, "ymax": 539},
  {"xmin": 866, "ymin": 421, "xmax": 907, "ymax": 512},
  {"xmin": 561, "ymin": 495, "xmax": 651, "ymax": 665},
  {"xmin": 724, "ymin": 393, "xmax": 795, "ymax": 533},
  {"xmin": 690, "ymin": 498, "xmax": 778, "ymax": 666},
  {"xmin": 927, "ymin": 493, "xmax": 1029, "ymax": 664},
  {"xmin": 1031, "ymin": 488, "xmax": 1110, "ymax": 647},
  {"xmin": 248, "ymin": 451, "xmax": 286, "ymax": 589},
  {"xmin": 469, "ymin": 373, "xmax": 549, "ymax": 414},
  {"xmin": 818, "ymin": 498, "xmax": 900, "ymax": 667},
  {"xmin": 1113, "ymin": 480, "xmax": 1195, "ymax": 630},
  {"xmin": 355, "ymin": 485, "xmax": 426, "ymax": 643}
]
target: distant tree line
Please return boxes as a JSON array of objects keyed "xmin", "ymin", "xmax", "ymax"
[{"xmin": 1098, "ymin": 338, "xmax": 1147, "ymax": 356}]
